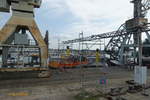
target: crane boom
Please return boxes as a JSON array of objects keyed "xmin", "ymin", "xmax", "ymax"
[{"xmin": 142, "ymin": 0, "xmax": 150, "ymax": 16}]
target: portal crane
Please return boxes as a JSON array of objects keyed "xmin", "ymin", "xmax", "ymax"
[{"xmin": 0, "ymin": 0, "xmax": 49, "ymax": 77}]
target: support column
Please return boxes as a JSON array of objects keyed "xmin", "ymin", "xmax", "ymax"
[
  {"xmin": 2, "ymin": 47, "xmax": 9, "ymax": 67},
  {"xmin": 0, "ymin": 16, "xmax": 48, "ymax": 68}
]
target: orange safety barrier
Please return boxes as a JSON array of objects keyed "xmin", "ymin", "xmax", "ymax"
[{"xmin": 49, "ymin": 61, "xmax": 88, "ymax": 68}]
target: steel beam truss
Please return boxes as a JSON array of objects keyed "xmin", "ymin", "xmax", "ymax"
[
  {"xmin": 63, "ymin": 0, "xmax": 150, "ymax": 65},
  {"xmin": 63, "ymin": 30, "xmax": 126, "ymax": 44}
]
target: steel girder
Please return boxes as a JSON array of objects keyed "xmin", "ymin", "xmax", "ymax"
[
  {"xmin": 0, "ymin": 16, "xmax": 48, "ymax": 68},
  {"xmin": 62, "ymin": 30, "xmax": 127, "ymax": 44},
  {"xmin": 104, "ymin": 24, "xmax": 127, "ymax": 60},
  {"xmin": 62, "ymin": 0, "xmax": 150, "ymax": 65}
]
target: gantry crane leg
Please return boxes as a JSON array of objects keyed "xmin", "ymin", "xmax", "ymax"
[{"xmin": 0, "ymin": 16, "xmax": 48, "ymax": 68}]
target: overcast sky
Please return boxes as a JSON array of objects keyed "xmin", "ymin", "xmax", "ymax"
[{"xmin": 0, "ymin": 0, "xmax": 150, "ymax": 49}]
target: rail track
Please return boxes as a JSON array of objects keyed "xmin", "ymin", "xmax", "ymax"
[{"xmin": 0, "ymin": 67, "xmax": 149, "ymax": 89}]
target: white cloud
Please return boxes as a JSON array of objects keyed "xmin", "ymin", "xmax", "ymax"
[
  {"xmin": 40, "ymin": 0, "xmax": 68, "ymax": 17},
  {"xmin": 1, "ymin": 0, "xmax": 147, "ymax": 49},
  {"xmin": 66, "ymin": 0, "xmax": 132, "ymax": 22},
  {"xmin": 51, "ymin": 0, "xmax": 133, "ymax": 41}
]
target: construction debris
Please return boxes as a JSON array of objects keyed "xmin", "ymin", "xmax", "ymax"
[
  {"xmin": 108, "ymin": 87, "xmax": 127, "ymax": 96},
  {"xmin": 127, "ymin": 85, "xmax": 143, "ymax": 93}
]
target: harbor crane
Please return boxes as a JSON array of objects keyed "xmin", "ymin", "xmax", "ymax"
[
  {"xmin": 0, "ymin": 0, "xmax": 49, "ymax": 77},
  {"xmin": 63, "ymin": 0, "xmax": 150, "ymax": 66}
]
